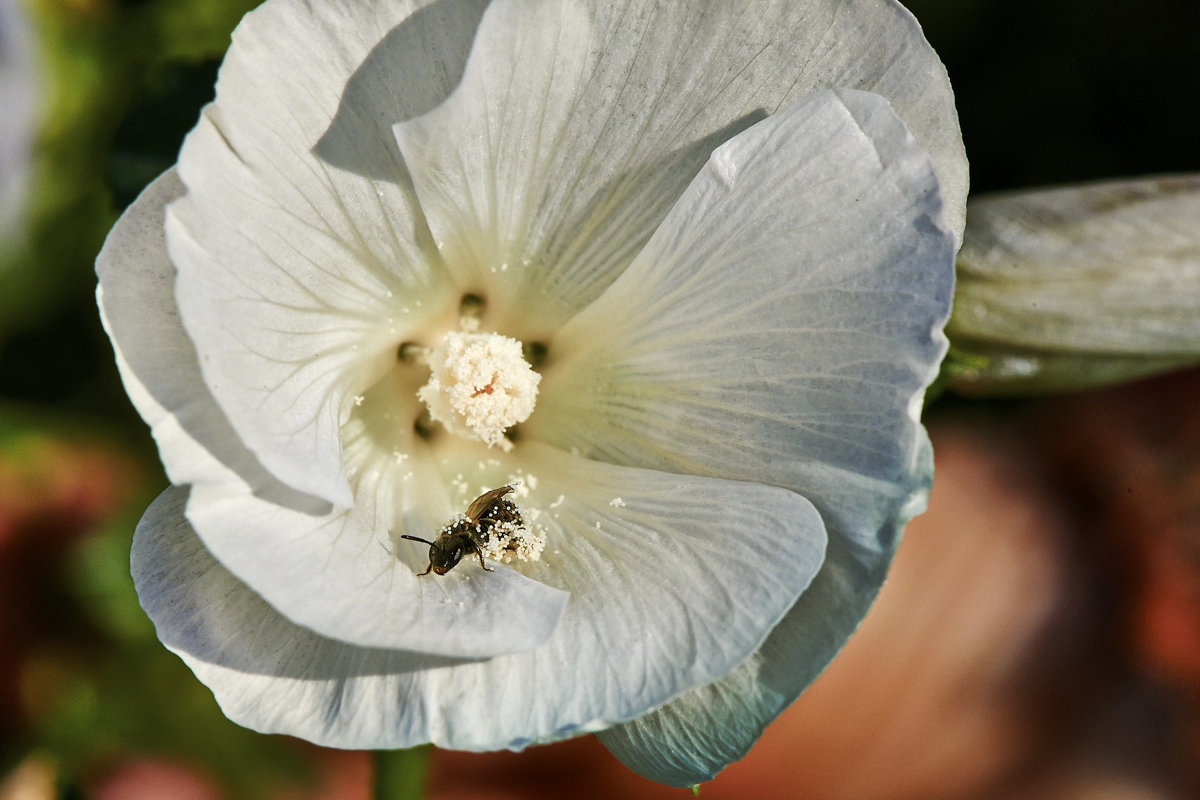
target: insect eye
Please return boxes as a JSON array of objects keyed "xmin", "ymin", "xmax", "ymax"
[{"xmin": 432, "ymin": 539, "xmax": 465, "ymax": 568}]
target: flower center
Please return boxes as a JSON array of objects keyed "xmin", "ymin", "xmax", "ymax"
[{"xmin": 417, "ymin": 331, "xmax": 540, "ymax": 451}]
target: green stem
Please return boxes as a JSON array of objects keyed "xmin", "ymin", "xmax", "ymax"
[{"xmin": 372, "ymin": 746, "xmax": 432, "ymax": 800}]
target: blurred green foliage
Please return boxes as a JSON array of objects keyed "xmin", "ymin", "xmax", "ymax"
[
  {"xmin": 0, "ymin": 1, "xmax": 323, "ymax": 797},
  {"xmin": 3, "ymin": 0, "xmax": 258, "ymax": 332}
]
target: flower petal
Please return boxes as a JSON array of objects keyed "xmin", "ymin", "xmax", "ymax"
[
  {"xmin": 100, "ymin": 172, "xmax": 566, "ymax": 658},
  {"xmin": 597, "ymin": 456, "xmax": 928, "ymax": 785},
  {"xmin": 166, "ymin": 0, "xmax": 486, "ymax": 504},
  {"xmin": 182, "ymin": 474, "xmax": 567, "ymax": 657},
  {"xmin": 954, "ymin": 174, "xmax": 1200, "ymax": 353},
  {"xmin": 947, "ymin": 175, "xmax": 1200, "ymax": 394},
  {"xmin": 528, "ymin": 88, "xmax": 951, "ymax": 783},
  {"xmin": 134, "ymin": 448, "xmax": 826, "ymax": 750},
  {"xmin": 511, "ymin": 442, "xmax": 827, "ymax": 707},
  {"xmin": 97, "ymin": 169, "xmax": 326, "ymax": 512},
  {"xmin": 133, "ymin": 487, "xmax": 474, "ymax": 747},
  {"xmin": 532, "ymin": 87, "xmax": 952, "ymax": 496},
  {"xmin": 394, "ymin": 0, "xmax": 965, "ymax": 327}
]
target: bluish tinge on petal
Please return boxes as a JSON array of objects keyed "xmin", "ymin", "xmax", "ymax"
[
  {"xmin": 527, "ymin": 89, "xmax": 953, "ymax": 784},
  {"xmin": 134, "ymin": 450, "xmax": 825, "ymax": 751},
  {"xmin": 396, "ymin": 0, "xmax": 965, "ymax": 331},
  {"xmin": 133, "ymin": 487, "xmax": 472, "ymax": 747},
  {"xmin": 598, "ymin": 459, "xmax": 929, "ymax": 785},
  {"xmin": 166, "ymin": 0, "xmax": 487, "ymax": 506}
]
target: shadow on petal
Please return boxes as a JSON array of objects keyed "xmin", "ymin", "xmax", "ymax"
[
  {"xmin": 135, "ymin": 487, "xmax": 478, "ymax": 680},
  {"xmin": 98, "ymin": 171, "xmax": 332, "ymax": 518},
  {"xmin": 529, "ymin": 110, "xmax": 767, "ymax": 311},
  {"xmin": 312, "ymin": 0, "xmax": 488, "ymax": 181}
]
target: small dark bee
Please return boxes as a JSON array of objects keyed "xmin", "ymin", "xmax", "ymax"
[{"xmin": 401, "ymin": 485, "xmax": 525, "ymax": 576}]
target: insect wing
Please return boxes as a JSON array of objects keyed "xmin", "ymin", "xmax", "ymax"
[{"xmin": 465, "ymin": 485, "xmax": 514, "ymax": 521}]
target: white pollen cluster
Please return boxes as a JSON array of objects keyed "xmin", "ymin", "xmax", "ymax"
[
  {"xmin": 417, "ymin": 331, "xmax": 540, "ymax": 450},
  {"xmin": 477, "ymin": 518, "xmax": 547, "ymax": 564}
]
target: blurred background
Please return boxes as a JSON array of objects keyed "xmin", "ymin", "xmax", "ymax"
[{"xmin": 1, "ymin": 0, "xmax": 1198, "ymax": 797}]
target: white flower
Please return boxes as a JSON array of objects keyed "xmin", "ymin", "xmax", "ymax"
[
  {"xmin": 96, "ymin": 0, "xmax": 965, "ymax": 786},
  {"xmin": 949, "ymin": 174, "xmax": 1200, "ymax": 393}
]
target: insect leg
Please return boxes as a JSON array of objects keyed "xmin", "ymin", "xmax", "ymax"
[{"xmin": 464, "ymin": 529, "xmax": 495, "ymax": 572}]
